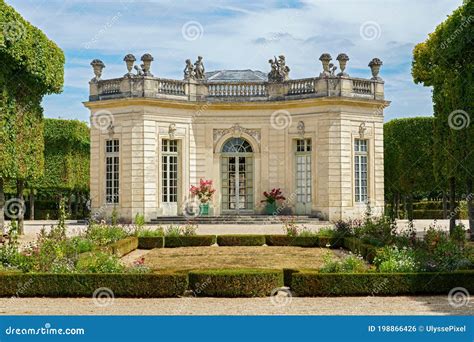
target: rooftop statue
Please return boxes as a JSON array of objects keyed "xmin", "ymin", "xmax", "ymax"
[
  {"xmin": 183, "ymin": 59, "xmax": 195, "ymax": 80},
  {"xmin": 268, "ymin": 55, "xmax": 290, "ymax": 82},
  {"xmin": 194, "ymin": 56, "xmax": 205, "ymax": 80}
]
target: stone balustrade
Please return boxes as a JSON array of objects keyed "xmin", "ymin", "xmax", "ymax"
[{"xmin": 89, "ymin": 75, "xmax": 384, "ymax": 102}]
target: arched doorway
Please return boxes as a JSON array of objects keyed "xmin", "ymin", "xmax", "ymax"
[{"xmin": 220, "ymin": 137, "xmax": 254, "ymax": 214}]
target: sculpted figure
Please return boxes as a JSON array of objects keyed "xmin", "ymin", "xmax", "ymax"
[
  {"xmin": 184, "ymin": 59, "xmax": 195, "ymax": 79},
  {"xmin": 194, "ymin": 56, "xmax": 205, "ymax": 80}
]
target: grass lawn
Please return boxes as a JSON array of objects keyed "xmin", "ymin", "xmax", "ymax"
[{"xmin": 143, "ymin": 246, "xmax": 339, "ymax": 271}]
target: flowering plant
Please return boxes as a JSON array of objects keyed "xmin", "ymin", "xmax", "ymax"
[
  {"xmin": 261, "ymin": 188, "xmax": 286, "ymax": 204},
  {"xmin": 190, "ymin": 179, "xmax": 216, "ymax": 204}
]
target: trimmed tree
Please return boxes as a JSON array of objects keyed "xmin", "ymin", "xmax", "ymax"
[
  {"xmin": 384, "ymin": 117, "xmax": 436, "ymax": 219},
  {"xmin": 0, "ymin": 2, "xmax": 65, "ymax": 233},
  {"xmin": 412, "ymin": 0, "xmax": 473, "ymax": 236}
]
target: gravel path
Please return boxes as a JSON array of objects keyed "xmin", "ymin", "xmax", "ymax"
[{"xmin": 0, "ymin": 296, "xmax": 471, "ymax": 315}]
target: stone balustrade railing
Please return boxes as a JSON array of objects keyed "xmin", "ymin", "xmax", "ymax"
[
  {"xmin": 207, "ymin": 82, "xmax": 267, "ymax": 97},
  {"xmin": 89, "ymin": 75, "xmax": 384, "ymax": 102}
]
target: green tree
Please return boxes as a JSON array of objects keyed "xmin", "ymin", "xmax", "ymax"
[
  {"xmin": 384, "ymin": 117, "xmax": 436, "ymax": 219},
  {"xmin": 412, "ymin": 0, "xmax": 473, "ymax": 237},
  {"xmin": 34, "ymin": 118, "xmax": 90, "ymax": 218},
  {"xmin": 0, "ymin": 2, "xmax": 65, "ymax": 233}
]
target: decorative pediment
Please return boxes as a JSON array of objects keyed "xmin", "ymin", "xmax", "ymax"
[{"xmin": 213, "ymin": 124, "xmax": 261, "ymax": 144}]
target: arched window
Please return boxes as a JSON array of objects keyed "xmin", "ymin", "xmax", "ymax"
[{"xmin": 221, "ymin": 138, "xmax": 253, "ymax": 153}]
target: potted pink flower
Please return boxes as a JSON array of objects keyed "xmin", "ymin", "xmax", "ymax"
[
  {"xmin": 261, "ymin": 188, "xmax": 286, "ymax": 215},
  {"xmin": 190, "ymin": 179, "xmax": 216, "ymax": 216}
]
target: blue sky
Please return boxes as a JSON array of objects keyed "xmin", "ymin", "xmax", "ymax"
[{"xmin": 7, "ymin": 0, "xmax": 463, "ymax": 123}]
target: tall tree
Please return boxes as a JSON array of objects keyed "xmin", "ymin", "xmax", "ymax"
[
  {"xmin": 0, "ymin": 2, "xmax": 64, "ymax": 233},
  {"xmin": 384, "ymin": 117, "xmax": 436, "ymax": 219},
  {"xmin": 412, "ymin": 0, "xmax": 473, "ymax": 237}
]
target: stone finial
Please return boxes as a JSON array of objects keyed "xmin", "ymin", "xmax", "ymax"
[
  {"xmin": 90, "ymin": 59, "xmax": 105, "ymax": 82},
  {"xmin": 336, "ymin": 53, "xmax": 349, "ymax": 77},
  {"xmin": 268, "ymin": 55, "xmax": 290, "ymax": 82},
  {"xmin": 368, "ymin": 58, "xmax": 383, "ymax": 80},
  {"xmin": 319, "ymin": 53, "xmax": 332, "ymax": 77},
  {"xmin": 140, "ymin": 53, "xmax": 154, "ymax": 76},
  {"xmin": 194, "ymin": 56, "xmax": 205, "ymax": 80},
  {"xmin": 123, "ymin": 54, "xmax": 136, "ymax": 76}
]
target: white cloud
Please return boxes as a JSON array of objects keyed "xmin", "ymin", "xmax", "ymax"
[{"xmin": 7, "ymin": 0, "xmax": 464, "ymax": 121}]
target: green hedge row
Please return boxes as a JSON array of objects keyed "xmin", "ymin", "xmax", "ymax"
[
  {"xmin": 0, "ymin": 272, "xmax": 187, "ymax": 297},
  {"xmin": 138, "ymin": 237, "xmax": 164, "ymax": 249},
  {"xmin": 1, "ymin": 269, "xmax": 473, "ymax": 297},
  {"xmin": 290, "ymin": 270, "xmax": 474, "ymax": 296},
  {"xmin": 165, "ymin": 235, "xmax": 216, "ymax": 248},
  {"xmin": 216, "ymin": 235, "xmax": 266, "ymax": 246},
  {"xmin": 135, "ymin": 235, "xmax": 345, "ymax": 249},
  {"xmin": 343, "ymin": 237, "xmax": 377, "ymax": 263},
  {"xmin": 188, "ymin": 269, "xmax": 283, "ymax": 297},
  {"xmin": 104, "ymin": 237, "xmax": 138, "ymax": 257}
]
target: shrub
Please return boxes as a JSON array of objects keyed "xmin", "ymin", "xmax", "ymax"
[
  {"xmin": 319, "ymin": 252, "xmax": 367, "ymax": 273},
  {"xmin": 105, "ymin": 237, "xmax": 138, "ymax": 257},
  {"xmin": 189, "ymin": 269, "xmax": 283, "ymax": 297},
  {"xmin": 0, "ymin": 273, "xmax": 188, "ymax": 297},
  {"xmin": 69, "ymin": 237, "xmax": 94, "ymax": 254},
  {"xmin": 137, "ymin": 228, "xmax": 164, "ymax": 238},
  {"xmin": 265, "ymin": 235, "xmax": 318, "ymax": 247},
  {"xmin": 85, "ymin": 223, "xmax": 129, "ymax": 246},
  {"xmin": 343, "ymin": 237, "xmax": 377, "ymax": 263},
  {"xmin": 76, "ymin": 252, "xmax": 125, "ymax": 273},
  {"xmin": 134, "ymin": 213, "xmax": 146, "ymax": 231},
  {"xmin": 216, "ymin": 235, "xmax": 265, "ymax": 246},
  {"xmin": 138, "ymin": 237, "xmax": 164, "ymax": 249},
  {"xmin": 373, "ymin": 246, "xmax": 418, "ymax": 273},
  {"xmin": 165, "ymin": 223, "xmax": 197, "ymax": 237},
  {"xmin": 289, "ymin": 270, "xmax": 474, "ymax": 296},
  {"xmin": 164, "ymin": 235, "xmax": 216, "ymax": 248}
]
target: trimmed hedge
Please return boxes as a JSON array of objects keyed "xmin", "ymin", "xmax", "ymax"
[
  {"xmin": 290, "ymin": 270, "xmax": 474, "ymax": 296},
  {"xmin": 105, "ymin": 237, "xmax": 138, "ymax": 257},
  {"xmin": 165, "ymin": 235, "xmax": 216, "ymax": 248},
  {"xmin": 189, "ymin": 269, "xmax": 283, "ymax": 297},
  {"xmin": 0, "ymin": 272, "xmax": 187, "ymax": 297},
  {"xmin": 343, "ymin": 237, "xmax": 377, "ymax": 263},
  {"xmin": 138, "ymin": 237, "xmax": 164, "ymax": 249},
  {"xmin": 317, "ymin": 236, "xmax": 343, "ymax": 248},
  {"xmin": 217, "ymin": 235, "xmax": 266, "ymax": 246},
  {"xmin": 265, "ymin": 235, "xmax": 319, "ymax": 247}
]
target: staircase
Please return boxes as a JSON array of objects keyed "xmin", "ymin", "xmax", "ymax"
[{"xmin": 149, "ymin": 215, "xmax": 321, "ymax": 225}]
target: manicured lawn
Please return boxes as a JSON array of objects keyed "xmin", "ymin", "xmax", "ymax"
[{"xmin": 143, "ymin": 246, "xmax": 338, "ymax": 271}]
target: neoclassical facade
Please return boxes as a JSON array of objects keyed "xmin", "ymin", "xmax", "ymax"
[{"xmin": 84, "ymin": 53, "xmax": 389, "ymax": 222}]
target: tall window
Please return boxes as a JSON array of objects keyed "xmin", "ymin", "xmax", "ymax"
[
  {"xmin": 295, "ymin": 139, "xmax": 312, "ymax": 204},
  {"xmin": 105, "ymin": 139, "xmax": 119, "ymax": 204},
  {"xmin": 162, "ymin": 139, "xmax": 178, "ymax": 203},
  {"xmin": 354, "ymin": 139, "xmax": 368, "ymax": 203}
]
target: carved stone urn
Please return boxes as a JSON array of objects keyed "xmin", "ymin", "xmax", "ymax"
[
  {"xmin": 319, "ymin": 53, "xmax": 332, "ymax": 77},
  {"xmin": 368, "ymin": 58, "xmax": 383, "ymax": 80},
  {"xmin": 90, "ymin": 59, "xmax": 105, "ymax": 82},
  {"xmin": 141, "ymin": 53, "xmax": 154, "ymax": 76},
  {"xmin": 336, "ymin": 53, "xmax": 349, "ymax": 77},
  {"xmin": 123, "ymin": 54, "xmax": 136, "ymax": 76}
]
